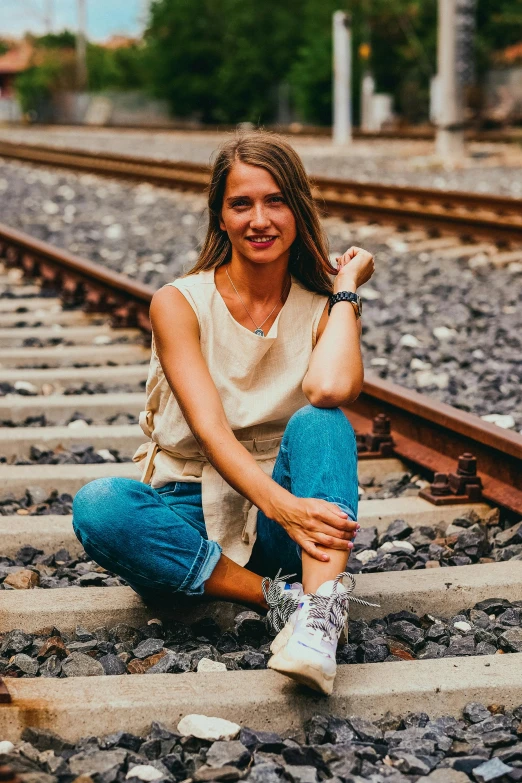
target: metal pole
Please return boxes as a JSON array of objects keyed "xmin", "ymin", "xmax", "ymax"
[
  {"xmin": 332, "ymin": 10, "xmax": 352, "ymax": 145},
  {"xmin": 436, "ymin": 0, "xmax": 464, "ymax": 159},
  {"xmin": 44, "ymin": 0, "xmax": 54, "ymax": 32},
  {"xmin": 76, "ymin": 0, "xmax": 88, "ymax": 90}
]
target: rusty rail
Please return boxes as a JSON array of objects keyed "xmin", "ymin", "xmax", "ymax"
[
  {"xmin": 1, "ymin": 141, "xmax": 521, "ymax": 244},
  {"xmin": 1, "ymin": 220, "xmax": 521, "ymax": 515}
]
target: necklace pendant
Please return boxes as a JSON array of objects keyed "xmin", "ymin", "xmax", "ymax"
[{"xmin": 254, "ymin": 328, "xmax": 265, "ymax": 337}]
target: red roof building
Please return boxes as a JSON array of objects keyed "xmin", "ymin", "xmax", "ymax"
[{"xmin": 0, "ymin": 39, "xmax": 33, "ymax": 97}]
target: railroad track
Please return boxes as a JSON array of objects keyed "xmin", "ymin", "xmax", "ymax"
[
  {"xmin": 1, "ymin": 140, "xmax": 522, "ymax": 246},
  {"xmin": 1, "ymin": 222, "xmax": 522, "ymax": 744}
]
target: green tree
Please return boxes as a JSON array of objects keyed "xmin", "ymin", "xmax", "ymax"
[
  {"xmin": 87, "ymin": 43, "xmax": 147, "ymax": 91},
  {"xmin": 145, "ymin": 0, "xmax": 226, "ymax": 122},
  {"xmin": 214, "ymin": 0, "xmax": 302, "ymax": 123},
  {"xmin": 288, "ymin": 0, "xmax": 340, "ymax": 125}
]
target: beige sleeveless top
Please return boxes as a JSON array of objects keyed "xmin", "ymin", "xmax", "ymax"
[{"xmin": 133, "ymin": 268, "xmax": 327, "ymax": 565}]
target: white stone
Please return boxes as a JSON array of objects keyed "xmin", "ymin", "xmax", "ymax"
[
  {"xmin": 355, "ymin": 549, "xmax": 378, "ymax": 564},
  {"xmin": 126, "ymin": 766, "xmax": 163, "ymax": 781},
  {"xmin": 415, "ymin": 371, "xmax": 449, "ymax": 390},
  {"xmin": 370, "ymin": 358, "xmax": 388, "ymax": 367},
  {"xmin": 96, "ymin": 449, "xmax": 116, "ymax": 462},
  {"xmin": 454, "ymin": 621, "xmax": 471, "ymax": 632},
  {"xmin": 197, "ymin": 658, "xmax": 227, "ymax": 673},
  {"xmin": 398, "ymin": 334, "xmax": 420, "ymax": 348},
  {"xmin": 433, "ymin": 326, "xmax": 457, "ymax": 341},
  {"xmin": 177, "ymin": 714, "xmax": 240, "ymax": 741},
  {"xmin": 105, "ymin": 224, "xmax": 123, "ymax": 240},
  {"xmin": 93, "ymin": 335, "xmax": 111, "ymax": 345},
  {"xmin": 182, "ymin": 213, "xmax": 197, "ymax": 226},
  {"xmin": 42, "ymin": 200, "xmax": 59, "ymax": 215},
  {"xmin": 468, "ymin": 252, "xmax": 490, "ymax": 269},
  {"xmin": 410, "ymin": 358, "xmax": 431, "ymax": 371},
  {"xmin": 361, "ymin": 285, "xmax": 381, "ymax": 300},
  {"xmin": 0, "ymin": 741, "xmax": 15, "ymax": 753},
  {"xmin": 13, "ymin": 380, "xmax": 38, "ymax": 394},
  {"xmin": 56, "ymin": 185, "xmax": 76, "ymax": 200},
  {"xmin": 481, "ymin": 414, "xmax": 515, "ymax": 429},
  {"xmin": 67, "ymin": 419, "xmax": 90, "ymax": 430},
  {"xmin": 379, "ymin": 541, "xmax": 415, "ymax": 554}
]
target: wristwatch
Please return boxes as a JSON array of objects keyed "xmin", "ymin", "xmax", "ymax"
[{"xmin": 328, "ymin": 290, "xmax": 362, "ymax": 319}]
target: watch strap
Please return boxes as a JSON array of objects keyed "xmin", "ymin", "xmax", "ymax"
[{"xmin": 328, "ymin": 290, "xmax": 360, "ymax": 317}]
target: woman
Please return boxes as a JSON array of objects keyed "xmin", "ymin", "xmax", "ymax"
[{"xmin": 73, "ymin": 131, "xmax": 375, "ymax": 695}]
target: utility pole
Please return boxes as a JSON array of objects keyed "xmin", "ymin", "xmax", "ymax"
[
  {"xmin": 44, "ymin": 0, "xmax": 54, "ymax": 33},
  {"xmin": 332, "ymin": 10, "xmax": 352, "ymax": 145},
  {"xmin": 76, "ymin": 0, "xmax": 88, "ymax": 91},
  {"xmin": 435, "ymin": 0, "xmax": 464, "ymax": 159}
]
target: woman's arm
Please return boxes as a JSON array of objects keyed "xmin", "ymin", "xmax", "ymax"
[
  {"xmin": 302, "ymin": 246, "xmax": 374, "ymax": 408},
  {"xmin": 150, "ymin": 285, "xmax": 357, "ymax": 561}
]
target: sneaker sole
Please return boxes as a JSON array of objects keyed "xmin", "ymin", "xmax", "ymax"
[
  {"xmin": 270, "ymin": 621, "xmax": 294, "ymax": 655},
  {"xmin": 267, "ymin": 649, "xmax": 335, "ymax": 695}
]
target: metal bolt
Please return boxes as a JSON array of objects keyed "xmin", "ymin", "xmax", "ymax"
[
  {"xmin": 372, "ymin": 413, "xmax": 391, "ymax": 435},
  {"xmin": 430, "ymin": 472, "xmax": 452, "ymax": 496},
  {"xmin": 457, "ymin": 452, "xmax": 477, "ymax": 476}
]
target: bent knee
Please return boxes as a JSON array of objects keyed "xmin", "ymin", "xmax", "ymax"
[
  {"xmin": 73, "ymin": 477, "xmax": 145, "ymax": 538},
  {"xmin": 287, "ymin": 404, "xmax": 354, "ymax": 433}
]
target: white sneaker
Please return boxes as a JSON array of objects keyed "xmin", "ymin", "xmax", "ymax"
[
  {"xmin": 268, "ymin": 572, "xmax": 379, "ymax": 695},
  {"xmin": 262, "ymin": 569, "xmax": 303, "ymax": 638}
]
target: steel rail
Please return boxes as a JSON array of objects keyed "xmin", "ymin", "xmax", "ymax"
[
  {"xmin": 1, "ymin": 220, "xmax": 520, "ymax": 514},
  {"xmin": 1, "ymin": 141, "xmax": 521, "ymax": 244},
  {"xmin": 17, "ymin": 122, "xmax": 522, "ymax": 144}
]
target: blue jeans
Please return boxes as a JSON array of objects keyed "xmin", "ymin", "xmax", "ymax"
[{"xmin": 72, "ymin": 405, "xmax": 358, "ymax": 600}]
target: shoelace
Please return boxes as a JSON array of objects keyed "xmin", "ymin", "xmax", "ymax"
[
  {"xmin": 307, "ymin": 571, "xmax": 380, "ymax": 641},
  {"xmin": 262, "ymin": 568, "xmax": 300, "ymax": 634}
]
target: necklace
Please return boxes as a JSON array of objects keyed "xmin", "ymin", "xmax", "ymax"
[{"xmin": 225, "ymin": 267, "xmax": 290, "ymax": 337}]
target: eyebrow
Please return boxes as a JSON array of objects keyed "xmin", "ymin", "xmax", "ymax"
[{"xmin": 226, "ymin": 191, "xmax": 283, "ymax": 203}]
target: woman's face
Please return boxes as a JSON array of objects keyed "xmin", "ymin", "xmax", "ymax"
[{"xmin": 219, "ymin": 161, "xmax": 297, "ymax": 265}]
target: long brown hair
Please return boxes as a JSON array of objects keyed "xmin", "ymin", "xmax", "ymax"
[{"xmin": 185, "ymin": 131, "xmax": 335, "ymax": 296}]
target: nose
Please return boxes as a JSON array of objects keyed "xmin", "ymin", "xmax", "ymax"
[{"xmin": 250, "ymin": 203, "xmax": 270, "ymax": 230}]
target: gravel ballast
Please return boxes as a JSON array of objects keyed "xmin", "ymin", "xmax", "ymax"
[
  {"xmin": 4, "ymin": 702, "xmax": 522, "ymax": 782},
  {"xmin": 3, "ymin": 592, "xmax": 522, "ymax": 676},
  {"xmin": 0, "ymin": 411, "xmax": 139, "ymax": 427},
  {"xmin": 0, "ymin": 380, "xmax": 146, "ymax": 397},
  {"xmin": 0, "ymin": 545, "xmax": 125, "ymax": 590},
  {"xmin": 3, "ymin": 700, "xmax": 522, "ymax": 783}
]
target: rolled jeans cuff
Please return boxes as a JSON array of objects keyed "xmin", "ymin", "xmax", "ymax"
[{"xmin": 178, "ymin": 537, "xmax": 222, "ymax": 596}]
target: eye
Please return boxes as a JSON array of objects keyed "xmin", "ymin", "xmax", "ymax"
[
  {"xmin": 230, "ymin": 199, "xmax": 249, "ymax": 208},
  {"xmin": 269, "ymin": 196, "xmax": 285, "ymax": 204}
]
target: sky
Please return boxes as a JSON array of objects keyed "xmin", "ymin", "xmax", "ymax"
[{"xmin": 1, "ymin": 0, "xmax": 147, "ymax": 42}]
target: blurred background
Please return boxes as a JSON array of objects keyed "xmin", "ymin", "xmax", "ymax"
[{"xmin": 0, "ymin": 0, "xmax": 520, "ymax": 130}]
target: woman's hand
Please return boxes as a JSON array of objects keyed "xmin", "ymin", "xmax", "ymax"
[
  {"xmin": 333, "ymin": 246, "xmax": 375, "ymax": 294},
  {"xmin": 269, "ymin": 494, "xmax": 359, "ymax": 562}
]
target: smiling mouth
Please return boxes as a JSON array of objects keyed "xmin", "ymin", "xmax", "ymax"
[{"xmin": 246, "ymin": 236, "xmax": 277, "ymax": 244}]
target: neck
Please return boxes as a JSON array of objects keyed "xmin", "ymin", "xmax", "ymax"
[{"xmin": 227, "ymin": 251, "xmax": 290, "ymax": 305}]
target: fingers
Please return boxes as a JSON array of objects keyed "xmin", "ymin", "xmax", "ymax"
[
  {"xmin": 314, "ymin": 533, "xmax": 354, "ymax": 551},
  {"xmin": 301, "ymin": 539, "xmax": 330, "ymax": 562}
]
